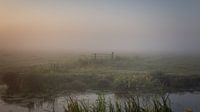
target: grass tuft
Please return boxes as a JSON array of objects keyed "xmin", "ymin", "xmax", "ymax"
[{"xmin": 64, "ymin": 95, "xmax": 172, "ymax": 112}]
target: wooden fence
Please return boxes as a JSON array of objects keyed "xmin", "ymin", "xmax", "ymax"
[{"xmin": 82, "ymin": 52, "xmax": 115, "ymax": 60}]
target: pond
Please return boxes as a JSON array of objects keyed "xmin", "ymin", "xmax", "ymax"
[{"xmin": 0, "ymin": 91, "xmax": 200, "ymax": 112}]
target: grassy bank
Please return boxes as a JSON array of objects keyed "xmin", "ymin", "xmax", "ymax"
[
  {"xmin": 2, "ymin": 71, "xmax": 200, "ymax": 96},
  {"xmin": 1, "ymin": 55, "xmax": 200, "ymax": 95}
]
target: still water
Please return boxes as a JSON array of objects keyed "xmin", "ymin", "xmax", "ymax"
[{"xmin": 0, "ymin": 91, "xmax": 200, "ymax": 112}]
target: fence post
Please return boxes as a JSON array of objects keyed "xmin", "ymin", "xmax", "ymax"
[
  {"xmin": 94, "ymin": 53, "xmax": 97, "ymax": 60},
  {"xmin": 111, "ymin": 52, "xmax": 114, "ymax": 60}
]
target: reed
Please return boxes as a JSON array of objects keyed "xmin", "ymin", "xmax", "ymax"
[{"xmin": 64, "ymin": 95, "xmax": 172, "ymax": 112}]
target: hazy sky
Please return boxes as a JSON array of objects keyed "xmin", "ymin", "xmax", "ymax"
[{"xmin": 0, "ymin": 1, "xmax": 200, "ymax": 53}]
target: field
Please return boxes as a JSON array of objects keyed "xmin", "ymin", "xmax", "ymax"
[{"xmin": 1, "ymin": 53, "xmax": 200, "ymax": 94}]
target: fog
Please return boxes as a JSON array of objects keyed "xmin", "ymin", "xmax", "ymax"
[{"xmin": 0, "ymin": 1, "xmax": 200, "ymax": 54}]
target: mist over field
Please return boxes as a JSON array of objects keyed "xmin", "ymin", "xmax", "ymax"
[{"xmin": 1, "ymin": 1, "xmax": 200, "ymax": 112}]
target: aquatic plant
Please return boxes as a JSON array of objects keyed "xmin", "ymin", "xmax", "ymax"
[{"xmin": 64, "ymin": 95, "xmax": 172, "ymax": 112}]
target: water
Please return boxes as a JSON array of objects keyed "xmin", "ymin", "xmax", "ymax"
[
  {"xmin": 170, "ymin": 92, "xmax": 200, "ymax": 112},
  {"xmin": 0, "ymin": 92, "xmax": 200, "ymax": 112}
]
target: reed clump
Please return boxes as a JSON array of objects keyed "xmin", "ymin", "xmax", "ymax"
[{"xmin": 64, "ymin": 95, "xmax": 172, "ymax": 112}]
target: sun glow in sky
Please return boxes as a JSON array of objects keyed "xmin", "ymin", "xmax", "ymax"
[{"xmin": 0, "ymin": 1, "xmax": 200, "ymax": 53}]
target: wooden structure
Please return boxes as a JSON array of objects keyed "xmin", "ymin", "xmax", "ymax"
[
  {"xmin": 81, "ymin": 52, "xmax": 115, "ymax": 60},
  {"xmin": 92, "ymin": 52, "xmax": 115, "ymax": 60}
]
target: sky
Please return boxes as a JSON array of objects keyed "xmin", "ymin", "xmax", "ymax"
[{"xmin": 0, "ymin": 1, "xmax": 200, "ymax": 54}]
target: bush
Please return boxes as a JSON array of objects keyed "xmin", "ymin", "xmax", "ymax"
[
  {"xmin": 69, "ymin": 80, "xmax": 87, "ymax": 91},
  {"xmin": 97, "ymin": 79, "xmax": 112, "ymax": 90}
]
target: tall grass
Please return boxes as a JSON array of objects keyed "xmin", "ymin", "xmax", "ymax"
[
  {"xmin": 2, "ymin": 71, "xmax": 200, "ymax": 95},
  {"xmin": 64, "ymin": 95, "xmax": 172, "ymax": 112}
]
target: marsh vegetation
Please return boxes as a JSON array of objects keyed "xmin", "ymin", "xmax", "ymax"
[
  {"xmin": 0, "ymin": 54, "xmax": 200, "ymax": 112},
  {"xmin": 64, "ymin": 95, "xmax": 172, "ymax": 112}
]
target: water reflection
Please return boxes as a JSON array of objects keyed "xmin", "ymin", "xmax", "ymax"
[
  {"xmin": 1, "ymin": 95, "xmax": 57, "ymax": 112},
  {"xmin": 1, "ymin": 89, "xmax": 200, "ymax": 112}
]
